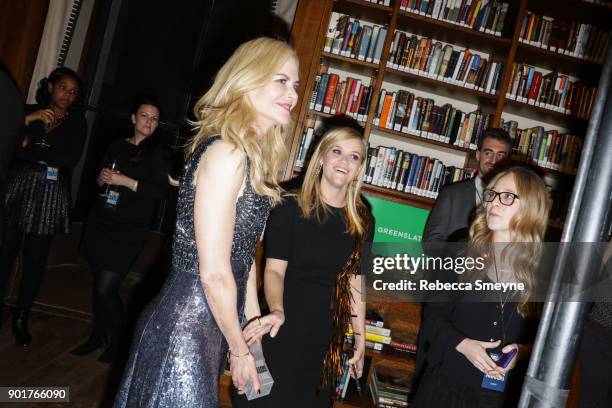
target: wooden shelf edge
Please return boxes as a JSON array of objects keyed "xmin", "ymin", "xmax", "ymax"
[
  {"xmin": 362, "ymin": 183, "xmax": 435, "ymax": 209},
  {"xmin": 384, "ymin": 66, "xmax": 499, "ymax": 101},
  {"xmin": 398, "ymin": 9, "xmax": 512, "ymax": 46},
  {"xmin": 342, "ymin": 0, "xmax": 394, "ymax": 12},
  {"xmin": 504, "ymin": 98, "xmax": 589, "ymax": 123},
  {"xmin": 372, "ymin": 125, "xmax": 474, "ymax": 154},
  {"xmin": 321, "ymin": 51, "xmax": 381, "ymax": 69},
  {"xmin": 308, "ymin": 109, "xmax": 367, "ymax": 127},
  {"xmin": 517, "ymin": 41, "xmax": 603, "ymax": 67}
]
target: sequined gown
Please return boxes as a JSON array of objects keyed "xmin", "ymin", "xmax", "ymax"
[{"xmin": 114, "ymin": 136, "xmax": 271, "ymax": 407}]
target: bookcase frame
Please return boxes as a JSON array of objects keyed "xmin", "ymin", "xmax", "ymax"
[
  {"xmin": 284, "ymin": 1, "xmax": 610, "ymax": 407},
  {"xmin": 287, "ymin": 0, "xmax": 608, "ymax": 210}
]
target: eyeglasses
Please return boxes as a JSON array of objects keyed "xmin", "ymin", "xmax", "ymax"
[{"xmin": 482, "ymin": 189, "xmax": 519, "ymax": 206}]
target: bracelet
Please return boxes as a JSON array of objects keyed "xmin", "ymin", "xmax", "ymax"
[
  {"xmin": 228, "ymin": 349, "xmax": 251, "ymax": 360},
  {"xmin": 133, "ymin": 180, "xmax": 138, "ymax": 191}
]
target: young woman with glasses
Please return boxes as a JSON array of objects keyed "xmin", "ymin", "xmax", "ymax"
[{"xmin": 413, "ymin": 166, "xmax": 551, "ymax": 408}]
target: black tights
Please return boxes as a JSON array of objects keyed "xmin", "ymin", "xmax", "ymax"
[
  {"xmin": 89, "ymin": 264, "xmax": 128, "ymax": 349},
  {"xmin": 0, "ymin": 228, "xmax": 54, "ymax": 310}
]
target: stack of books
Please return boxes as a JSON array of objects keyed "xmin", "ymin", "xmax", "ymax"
[
  {"xmin": 324, "ymin": 12, "xmax": 389, "ymax": 64},
  {"xmin": 364, "ymin": 145, "xmax": 476, "ymax": 198},
  {"xmin": 369, "ymin": 363, "xmax": 413, "ymax": 407},
  {"xmin": 387, "ymin": 29, "xmax": 504, "ymax": 95},
  {"xmin": 373, "ymin": 88, "xmax": 494, "ymax": 150},
  {"xmin": 501, "ymin": 120, "xmax": 583, "ymax": 174},
  {"xmin": 309, "ymin": 65, "xmax": 374, "ymax": 123},
  {"xmin": 505, "ymin": 63, "xmax": 597, "ymax": 119},
  {"xmin": 400, "ymin": 0, "xmax": 510, "ymax": 36},
  {"xmin": 519, "ymin": 11, "xmax": 609, "ymax": 63}
]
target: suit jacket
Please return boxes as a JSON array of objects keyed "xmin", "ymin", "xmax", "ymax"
[
  {"xmin": 0, "ymin": 69, "xmax": 25, "ymax": 241},
  {"xmin": 423, "ymin": 177, "xmax": 477, "ymax": 243}
]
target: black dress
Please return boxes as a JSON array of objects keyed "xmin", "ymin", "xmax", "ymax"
[
  {"xmin": 114, "ymin": 136, "xmax": 272, "ymax": 407},
  {"xmin": 413, "ymin": 287, "xmax": 539, "ymax": 408},
  {"xmin": 82, "ymin": 139, "xmax": 169, "ymax": 274},
  {"xmin": 4, "ymin": 105, "xmax": 86, "ymax": 235},
  {"xmin": 233, "ymin": 196, "xmax": 367, "ymax": 408}
]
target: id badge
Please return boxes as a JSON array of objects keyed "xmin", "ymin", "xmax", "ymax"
[
  {"xmin": 46, "ymin": 166, "xmax": 59, "ymax": 183},
  {"xmin": 105, "ymin": 190, "xmax": 120, "ymax": 209},
  {"xmin": 481, "ymin": 352, "xmax": 507, "ymax": 392}
]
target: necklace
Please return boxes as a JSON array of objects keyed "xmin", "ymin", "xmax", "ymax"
[{"xmin": 492, "ymin": 250, "xmax": 515, "ymax": 345}]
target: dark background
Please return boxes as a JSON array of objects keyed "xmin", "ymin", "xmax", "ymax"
[{"xmin": 73, "ymin": 0, "xmax": 291, "ymax": 228}]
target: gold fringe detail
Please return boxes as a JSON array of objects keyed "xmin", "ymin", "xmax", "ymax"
[{"xmin": 320, "ymin": 217, "xmax": 369, "ymax": 396}]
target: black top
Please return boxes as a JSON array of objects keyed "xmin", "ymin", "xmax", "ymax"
[
  {"xmin": 244, "ymin": 196, "xmax": 372, "ymax": 407},
  {"xmin": 17, "ymin": 104, "xmax": 87, "ymax": 170},
  {"xmin": 421, "ymin": 283, "xmax": 539, "ymax": 390},
  {"xmin": 90, "ymin": 139, "xmax": 170, "ymax": 227}
]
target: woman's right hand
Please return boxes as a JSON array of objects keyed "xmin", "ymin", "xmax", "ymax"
[
  {"xmin": 456, "ymin": 338, "xmax": 505, "ymax": 380},
  {"xmin": 25, "ymin": 108, "xmax": 55, "ymax": 127},
  {"xmin": 229, "ymin": 351, "xmax": 260, "ymax": 395},
  {"xmin": 242, "ymin": 310, "xmax": 285, "ymax": 345}
]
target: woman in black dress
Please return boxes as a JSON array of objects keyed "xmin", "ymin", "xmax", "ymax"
[
  {"xmin": 413, "ymin": 166, "xmax": 551, "ymax": 408},
  {"xmin": 233, "ymin": 126, "xmax": 373, "ymax": 408},
  {"xmin": 0, "ymin": 67, "xmax": 86, "ymax": 347},
  {"xmin": 71, "ymin": 95, "xmax": 170, "ymax": 363}
]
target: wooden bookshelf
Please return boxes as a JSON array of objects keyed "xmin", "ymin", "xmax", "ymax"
[{"xmin": 284, "ymin": 0, "xmax": 609, "ymax": 404}]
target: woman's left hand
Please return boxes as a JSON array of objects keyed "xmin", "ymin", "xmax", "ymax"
[{"xmin": 347, "ymin": 346, "xmax": 365, "ymax": 379}]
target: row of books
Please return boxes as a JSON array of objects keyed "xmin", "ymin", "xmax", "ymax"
[
  {"xmin": 502, "ymin": 120, "xmax": 583, "ymax": 174},
  {"xmin": 519, "ymin": 11, "xmax": 610, "ymax": 63},
  {"xmin": 387, "ymin": 29, "xmax": 504, "ymax": 94},
  {"xmin": 373, "ymin": 88, "xmax": 494, "ymax": 150},
  {"xmin": 309, "ymin": 69, "xmax": 374, "ymax": 122},
  {"xmin": 324, "ymin": 13, "xmax": 388, "ymax": 64},
  {"xmin": 346, "ymin": 312, "xmax": 419, "ymax": 354},
  {"xmin": 369, "ymin": 364, "xmax": 412, "ymax": 408},
  {"xmin": 364, "ymin": 145, "xmax": 476, "ymax": 197},
  {"xmin": 505, "ymin": 63, "xmax": 597, "ymax": 119},
  {"xmin": 400, "ymin": 0, "xmax": 509, "ymax": 37}
]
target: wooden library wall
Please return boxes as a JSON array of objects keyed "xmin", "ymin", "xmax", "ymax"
[
  {"xmin": 286, "ymin": 0, "xmax": 610, "ymax": 406},
  {"xmin": 0, "ymin": 0, "xmax": 50, "ymax": 96}
]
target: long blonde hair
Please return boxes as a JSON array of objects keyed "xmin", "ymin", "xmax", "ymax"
[
  {"xmin": 297, "ymin": 127, "xmax": 369, "ymax": 237},
  {"xmin": 187, "ymin": 37, "xmax": 297, "ymax": 204},
  {"xmin": 469, "ymin": 166, "xmax": 551, "ymax": 316}
]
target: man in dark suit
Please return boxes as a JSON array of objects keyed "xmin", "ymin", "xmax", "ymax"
[
  {"xmin": 423, "ymin": 128, "xmax": 512, "ymax": 243},
  {"xmin": 0, "ymin": 68, "xmax": 24, "ymax": 245}
]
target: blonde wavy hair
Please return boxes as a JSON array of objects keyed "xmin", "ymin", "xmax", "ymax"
[
  {"xmin": 187, "ymin": 37, "xmax": 298, "ymax": 204},
  {"xmin": 296, "ymin": 127, "xmax": 369, "ymax": 238},
  {"xmin": 469, "ymin": 166, "xmax": 551, "ymax": 316}
]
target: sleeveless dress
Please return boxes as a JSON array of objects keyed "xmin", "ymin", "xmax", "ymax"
[{"xmin": 114, "ymin": 136, "xmax": 272, "ymax": 407}]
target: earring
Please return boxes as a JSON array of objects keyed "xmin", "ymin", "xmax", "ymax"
[{"xmin": 315, "ymin": 163, "xmax": 322, "ymax": 177}]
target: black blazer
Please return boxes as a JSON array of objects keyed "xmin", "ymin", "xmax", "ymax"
[{"xmin": 423, "ymin": 177, "xmax": 477, "ymax": 243}]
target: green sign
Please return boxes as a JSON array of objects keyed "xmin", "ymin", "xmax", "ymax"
[{"xmin": 364, "ymin": 195, "xmax": 430, "ymax": 243}]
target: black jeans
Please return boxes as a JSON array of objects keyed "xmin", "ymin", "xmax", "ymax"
[{"xmin": 0, "ymin": 227, "xmax": 54, "ymax": 310}]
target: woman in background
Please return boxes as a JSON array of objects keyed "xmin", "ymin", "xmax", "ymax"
[
  {"xmin": 413, "ymin": 166, "xmax": 551, "ymax": 408},
  {"xmin": 71, "ymin": 95, "xmax": 170, "ymax": 363},
  {"xmin": 0, "ymin": 67, "xmax": 86, "ymax": 348},
  {"xmin": 114, "ymin": 37, "xmax": 299, "ymax": 407},
  {"xmin": 234, "ymin": 126, "xmax": 373, "ymax": 408}
]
